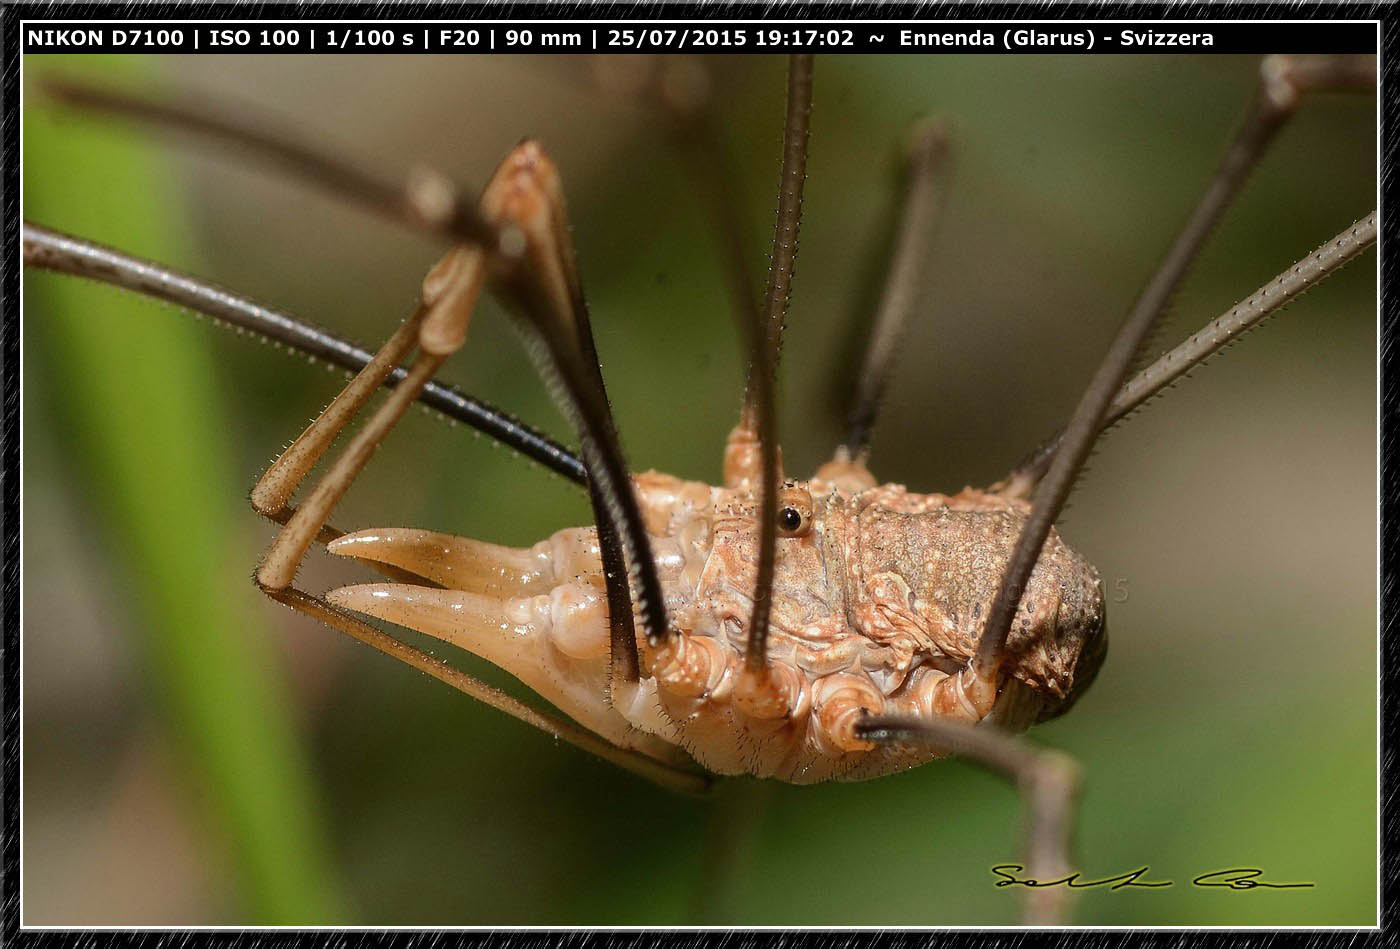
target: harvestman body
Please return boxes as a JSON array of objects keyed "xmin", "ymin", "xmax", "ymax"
[
  {"xmin": 322, "ymin": 423, "xmax": 1105, "ymax": 783},
  {"xmin": 22, "ymin": 52, "xmax": 1376, "ymax": 923}
]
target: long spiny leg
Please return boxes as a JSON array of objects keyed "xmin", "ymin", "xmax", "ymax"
[
  {"xmin": 708, "ymin": 54, "xmax": 815, "ymax": 720},
  {"xmin": 21, "ymin": 222, "xmax": 589, "ymax": 484},
  {"xmin": 597, "ymin": 53, "xmax": 815, "ymax": 714},
  {"xmin": 482, "ymin": 143, "xmax": 644, "ymax": 685},
  {"xmin": 588, "ymin": 55, "xmax": 827, "ymax": 691},
  {"xmin": 724, "ymin": 54, "xmax": 814, "ymax": 492},
  {"xmin": 739, "ymin": 51, "xmax": 813, "ymax": 685},
  {"xmin": 818, "ymin": 117, "xmax": 951, "ymax": 493},
  {"xmin": 25, "ymin": 221, "xmax": 462, "ymax": 590},
  {"xmin": 471, "ymin": 142, "xmax": 666, "ymax": 679},
  {"xmin": 1099, "ymin": 213, "xmax": 1377, "ymax": 433},
  {"xmin": 995, "ymin": 209, "xmax": 1378, "ymax": 498}
]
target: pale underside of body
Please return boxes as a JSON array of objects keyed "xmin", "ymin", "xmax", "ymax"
[{"xmin": 325, "ymin": 463, "xmax": 1107, "ymax": 785}]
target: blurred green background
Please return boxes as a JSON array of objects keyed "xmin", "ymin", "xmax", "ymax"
[{"xmin": 22, "ymin": 53, "xmax": 1376, "ymax": 925}]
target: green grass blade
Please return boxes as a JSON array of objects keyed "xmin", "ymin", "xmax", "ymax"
[{"xmin": 23, "ymin": 53, "xmax": 346, "ymax": 923}]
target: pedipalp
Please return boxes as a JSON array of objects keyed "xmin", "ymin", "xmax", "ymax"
[{"xmin": 36, "ymin": 72, "xmax": 672, "ymax": 676}]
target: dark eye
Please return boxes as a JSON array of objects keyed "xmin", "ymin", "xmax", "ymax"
[{"xmin": 775, "ymin": 485, "xmax": 815, "ymax": 537}]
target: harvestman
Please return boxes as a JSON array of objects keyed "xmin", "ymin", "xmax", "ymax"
[{"xmin": 22, "ymin": 53, "xmax": 1377, "ymax": 923}]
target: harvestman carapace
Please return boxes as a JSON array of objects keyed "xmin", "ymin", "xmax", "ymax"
[{"xmin": 22, "ymin": 53, "xmax": 1376, "ymax": 923}]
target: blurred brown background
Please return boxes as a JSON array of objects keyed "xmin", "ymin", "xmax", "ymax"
[{"xmin": 23, "ymin": 53, "xmax": 1376, "ymax": 925}]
